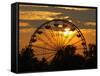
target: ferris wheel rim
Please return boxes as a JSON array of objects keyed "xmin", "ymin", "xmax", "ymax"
[{"xmin": 28, "ymin": 19, "xmax": 88, "ymax": 60}]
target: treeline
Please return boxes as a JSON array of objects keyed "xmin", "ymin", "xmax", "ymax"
[{"xmin": 18, "ymin": 44, "xmax": 97, "ymax": 72}]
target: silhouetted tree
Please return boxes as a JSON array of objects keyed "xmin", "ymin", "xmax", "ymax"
[
  {"xmin": 85, "ymin": 44, "xmax": 97, "ymax": 68},
  {"xmin": 39, "ymin": 58, "xmax": 48, "ymax": 70},
  {"xmin": 18, "ymin": 44, "xmax": 97, "ymax": 72},
  {"xmin": 18, "ymin": 47, "xmax": 35, "ymax": 72},
  {"xmin": 50, "ymin": 45, "xmax": 85, "ymax": 70}
]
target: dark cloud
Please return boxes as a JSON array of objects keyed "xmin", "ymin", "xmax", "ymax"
[{"xmin": 19, "ymin": 4, "xmax": 97, "ymax": 29}]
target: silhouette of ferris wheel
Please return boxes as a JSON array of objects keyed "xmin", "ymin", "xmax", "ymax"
[{"xmin": 28, "ymin": 19, "xmax": 87, "ymax": 62}]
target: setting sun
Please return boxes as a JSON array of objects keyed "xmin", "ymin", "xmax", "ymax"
[{"xmin": 59, "ymin": 28, "xmax": 76, "ymax": 38}]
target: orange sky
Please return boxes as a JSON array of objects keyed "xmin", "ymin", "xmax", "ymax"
[{"xmin": 19, "ymin": 4, "xmax": 96, "ymax": 60}]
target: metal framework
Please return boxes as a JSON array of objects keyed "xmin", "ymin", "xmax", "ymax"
[{"xmin": 28, "ymin": 19, "xmax": 87, "ymax": 62}]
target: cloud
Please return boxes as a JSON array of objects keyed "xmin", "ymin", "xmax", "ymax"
[
  {"xmin": 20, "ymin": 28, "xmax": 36, "ymax": 33},
  {"xmin": 84, "ymin": 21, "xmax": 96, "ymax": 26},
  {"xmin": 19, "ymin": 4, "xmax": 48, "ymax": 8},
  {"xmin": 57, "ymin": 7, "xmax": 93, "ymax": 11},
  {"xmin": 19, "ymin": 11, "xmax": 62, "ymax": 20},
  {"xmin": 19, "ymin": 4, "xmax": 94, "ymax": 11},
  {"xmin": 19, "ymin": 4, "xmax": 96, "ymax": 24},
  {"xmin": 19, "ymin": 22, "xmax": 29, "ymax": 27}
]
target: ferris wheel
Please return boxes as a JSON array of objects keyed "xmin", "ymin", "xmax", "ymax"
[{"xmin": 28, "ymin": 19, "xmax": 87, "ymax": 62}]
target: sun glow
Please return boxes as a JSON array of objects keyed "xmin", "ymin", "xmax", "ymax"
[{"xmin": 59, "ymin": 28, "xmax": 76, "ymax": 38}]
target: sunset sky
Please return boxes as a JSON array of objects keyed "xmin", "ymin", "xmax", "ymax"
[{"xmin": 19, "ymin": 4, "xmax": 96, "ymax": 55}]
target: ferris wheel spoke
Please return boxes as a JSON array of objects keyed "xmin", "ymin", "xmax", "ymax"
[
  {"xmin": 47, "ymin": 25, "xmax": 60, "ymax": 48},
  {"xmin": 71, "ymin": 40, "xmax": 82, "ymax": 45},
  {"xmin": 51, "ymin": 25, "xmax": 61, "ymax": 48},
  {"xmin": 54, "ymin": 29, "xmax": 61, "ymax": 49},
  {"xmin": 46, "ymin": 53, "xmax": 56, "ymax": 61},
  {"xmin": 55, "ymin": 26, "xmax": 64, "ymax": 49},
  {"xmin": 61, "ymin": 27, "xmax": 68, "ymax": 47},
  {"xmin": 43, "ymin": 30, "xmax": 54, "ymax": 44},
  {"xmin": 35, "ymin": 51, "xmax": 56, "ymax": 56},
  {"xmin": 62, "ymin": 31, "xmax": 77, "ymax": 49},
  {"xmin": 60, "ymin": 33, "xmax": 65, "ymax": 49},
  {"xmin": 59, "ymin": 28, "xmax": 64, "ymax": 49},
  {"xmin": 52, "ymin": 21, "xmax": 65, "ymax": 48},
  {"xmin": 64, "ymin": 32, "xmax": 77, "ymax": 46},
  {"xmin": 43, "ymin": 29, "xmax": 58, "ymax": 49},
  {"xmin": 32, "ymin": 45, "xmax": 56, "ymax": 51},
  {"xmin": 57, "ymin": 29, "xmax": 61, "ymax": 49},
  {"xmin": 37, "ymin": 37, "xmax": 55, "ymax": 49}
]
